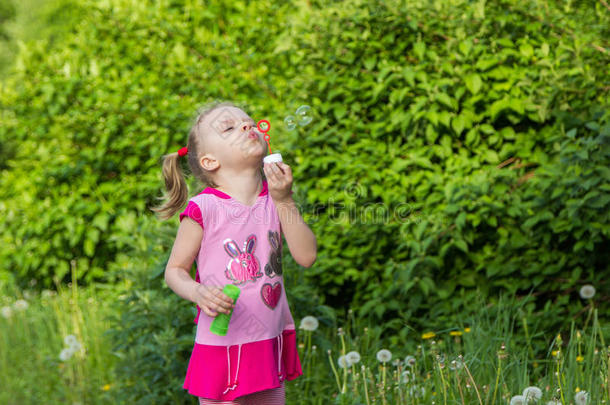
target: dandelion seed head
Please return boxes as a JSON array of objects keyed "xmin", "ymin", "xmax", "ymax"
[
  {"xmin": 376, "ymin": 349, "xmax": 392, "ymax": 363},
  {"xmin": 338, "ymin": 355, "xmax": 350, "ymax": 368},
  {"xmin": 574, "ymin": 391, "xmax": 589, "ymax": 405},
  {"xmin": 1, "ymin": 306, "xmax": 12, "ymax": 319},
  {"xmin": 510, "ymin": 395, "xmax": 526, "ymax": 405},
  {"xmin": 64, "ymin": 335, "xmax": 78, "ymax": 347},
  {"xmin": 346, "ymin": 351, "xmax": 360, "ymax": 365},
  {"xmin": 579, "ymin": 285, "xmax": 595, "ymax": 299},
  {"xmin": 404, "ymin": 355, "xmax": 416, "ymax": 367},
  {"xmin": 14, "ymin": 299, "xmax": 28, "ymax": 311},
  {"xmin": 59, "ymin": 347, "xmax": 74, "ymax": 361},
  {"xmin": 523, "ymin": 386, "xmax": 542, "ymax": 401},
  {"xmin": 299, "ymin": 316, "xmax": 319, "ymax": 331}
]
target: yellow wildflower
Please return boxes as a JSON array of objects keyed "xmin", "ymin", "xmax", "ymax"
[
  {"xmin": 422, "ymin": 332, "xmax": 436, "ymax": 340},
  {"xmin": 450, "ymin": 331, "xmax": 463, "ymax": 336},
  {"xmin": 102, "ymin": 384, "xmax": 111, "ymax": 391},
  {"xmin": 575, "ymin": 387, "xmax": 581, "ymax": 393},
  {"xmin": 464, "ymin": 327, "xmax": 471, "ymax": 333},
  {"xmin": 576, "ymin": 356, "xmax": 584, "ymax": 362},
  {"xmin": 552, "ymin": 350, "xmax": 560, "ymax": 357}
]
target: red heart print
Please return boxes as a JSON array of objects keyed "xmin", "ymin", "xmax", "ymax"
[{"xmin": 261, "ymin": 282, "xmax": 282, "ymax": 309}]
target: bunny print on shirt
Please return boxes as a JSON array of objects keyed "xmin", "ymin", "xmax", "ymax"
[{"xmin": 222, "ymin": 232, "xmax": 283, "ymax": 310}]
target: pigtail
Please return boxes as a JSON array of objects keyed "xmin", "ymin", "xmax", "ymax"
[{"xmin": 150, "ymin": 151, "xmax": 189, "ymax": 221}]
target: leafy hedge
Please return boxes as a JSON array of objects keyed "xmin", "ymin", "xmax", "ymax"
[
  {"xmin": 0, "ymin": 0, "xmax": 608, "ymax": 344},
  {"xmin": 281, "ymin": 0, "xmax": 610, "ymax": 337}
]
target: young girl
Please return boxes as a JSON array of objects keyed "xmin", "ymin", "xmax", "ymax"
[{"xmin": 154, "ymin": 101, "xmax": 317, "ymax": 405}]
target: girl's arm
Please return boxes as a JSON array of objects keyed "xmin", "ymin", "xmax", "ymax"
[
  {"xmin": 164, "ymin": 218, "xmax": 203, "ymax": 304},
  {"xmin": 276, "ymin": 197, "xmax": 317, "ymax": 268},
  {"xmin": 264, "ymin": 161, "xmax": 317, "ymax": 268}
]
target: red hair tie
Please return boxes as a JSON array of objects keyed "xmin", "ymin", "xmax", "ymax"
[{"xmin": 177, "ymin": 146, "xmax": 188, "ymax": 157}]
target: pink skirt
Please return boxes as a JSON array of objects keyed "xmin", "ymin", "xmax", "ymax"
[{"xmin": 183, "ymin": 329, "xmax": 303, "ymax": 401}]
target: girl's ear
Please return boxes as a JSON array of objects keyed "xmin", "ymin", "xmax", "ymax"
[{"xmin": 223, "ymin": 240, "xmax": 241, "ymax": 257}]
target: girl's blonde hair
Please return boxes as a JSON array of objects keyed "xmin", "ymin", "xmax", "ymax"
[{"xmin": 151, "ymin": 99, "xmax": 244, "ymax": 220}]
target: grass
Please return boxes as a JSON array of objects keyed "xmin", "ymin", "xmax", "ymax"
[
  {"xmin": 293, "ymin": 298, "xmax": 609, "ymax": 405},
  {"xmin": 0, "ymin": 267, "xmax": 119, "ymax": 404},
  {"xmin": 1, "ymin": 271, "xmax": 608, "ymax": 404}
]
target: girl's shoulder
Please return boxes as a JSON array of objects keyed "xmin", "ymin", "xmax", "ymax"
[{"xmin": 179, "ymin": 192, "xmax": 216, "ymax": 229}]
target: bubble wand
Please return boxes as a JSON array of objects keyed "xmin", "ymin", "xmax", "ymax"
[
  {"xmin": 209, "ymin": 284, "xmax": 241, "ymax": 336},
  {"xmin": 258, "ymin": 119, "xmax": 283, "ymax": 164}
]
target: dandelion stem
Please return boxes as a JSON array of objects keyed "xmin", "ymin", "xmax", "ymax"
[
  {"xmin": 397, "ymin": 363, "xmax": 404, "ymax": 405},
  {"xmin": 556, "ymin": 352, "xmax": 566, "ymax": 405},
  {"xmin": 438, "ymin": 362, "xmax": 447, "ymax": 405},
  {"xmin": 362, "ymin": 365, "xmax": 371, "ymax": 405},
  {"xmin": 463, "ymin": 361, "xmax": 483, "ymax": 405},
  {"xmin": 455, "ymin": 369, "xmax": 466, "ymax": 405},
  {"xmin": 340, "ymin": 331, "xmax": 347, "ymax": 393},
  {"xmin": 327, "ymin": 350, "xmax": 342, "ymax": 393}
]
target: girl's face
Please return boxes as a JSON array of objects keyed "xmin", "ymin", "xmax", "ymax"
[{"xmin": 200, "ymin": 106, "xmax": 267, "ymax": 170}]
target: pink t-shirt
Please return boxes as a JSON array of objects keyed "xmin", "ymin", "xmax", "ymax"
[{"xmin": 180, "ymin": 179, "xmax": 302, "ymax": 400}]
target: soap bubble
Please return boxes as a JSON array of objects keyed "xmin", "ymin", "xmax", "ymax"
[
  {"xmin": 295, "ymin": 105, "xmax": 313, "ymax": 126},
  {"xmin": 284, "ymin": 115, "xmax": 297, "ymax": 130}
]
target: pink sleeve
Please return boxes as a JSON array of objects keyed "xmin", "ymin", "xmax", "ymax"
[{"xmin": 179, "ymin": 200, "xmax": 204, "ymax": 229}]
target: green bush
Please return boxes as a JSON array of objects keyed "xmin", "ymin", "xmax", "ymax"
[{"xmin": 281, "ymin": 0, "xmax": 610, "ymax": 337}]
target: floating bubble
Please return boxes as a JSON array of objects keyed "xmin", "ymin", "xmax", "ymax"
[
  {"xmin": 295, "ymin": 105, "xmax": 313, "ymax": 126},
  {"xmin": 284, "ymin": 115, "xmax": 297, "ymax": 130}
]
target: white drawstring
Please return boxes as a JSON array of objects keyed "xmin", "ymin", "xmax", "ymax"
[
  {"xmin": 277, "ymin": 333, "xmax": 284, "ymax": 382},
  {"xmin": 222, "ymin": 343, "xmax": 243, "ymax": 394}
]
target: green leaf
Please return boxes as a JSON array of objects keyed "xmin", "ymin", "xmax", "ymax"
[
  {"xmin": 436, "ymin": 93, "xmax": 454, "ymax": 110},
  {"xmin": 464, "ymin": 73, "xmax": 482, "ymax": 95}
]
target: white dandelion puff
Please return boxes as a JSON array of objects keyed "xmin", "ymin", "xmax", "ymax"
[
  {"xmin": 579, "ymin": 285, "xmax": 595, "ymax": 299},
  {"xmin": 64, "ymin": 335, "xmax": 78, "ymax": 347},
  {"xmin": 346, "ymin": 351, "xmax": 361, "ymax": 365},
  {"xmin": 70, "ymin": 340, "xmax": 82, "ymax": 352},
  {"xmin": 13, "ymin": 299, "xmax": 28, "ymax": 311},
  {"xmin": 510, "ymin": 395, "xmax": 526, "ymax": 405},
  {"xmin": 1, "ymin": 306, "xmax": 12, "ymax": 319},
  {"xmin": 299, "ymin": 316, "xmax": 319, "ymax": 331},
  {"xmin": 41, "ymin": 290, "xmax": 54, "ymax": 299},
  {"xmin": 574, "ymin": 391, "xmax": 588, "ymax": 405},
  {"xmin": 376, "ymin": 349, "xmax": 392, "ymax": 363},
  {"xmin": 404, "ymin": 355, "xmax": 416, "ymax": 367},
  {"xmin": 338, "ymin": 355, "xmax": 350, "ymax": 368},
  {"xmin": 449, "ymin": 358, "xmax": 464, "ymax": 370},
  {"xmin": 59, "ymin": 347, "xmax": 74, "ymax": 361},
  {"xmin": 546, "ymin": 401, "xmax": 561, "ymax": 405},
  {"xmin": 523, "ymin": 386, "xmax": 542, "ymax": 402},
  {"xmin": 23, "ymin": 290, "xmax": 34, "ymax": 300}
]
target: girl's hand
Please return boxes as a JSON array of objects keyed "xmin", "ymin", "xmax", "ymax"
[
  {"xmin": 193, "ymin": 284, "xmax": 236, "ymax": 317},
  {"xmin": 264, "ymin": 161, "xmax": 293, "ymax": 203}
]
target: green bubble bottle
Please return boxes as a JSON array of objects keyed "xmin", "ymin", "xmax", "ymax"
[{"xmin": 210, "ymin": 284, "xmax": 241, "ymax": 336}]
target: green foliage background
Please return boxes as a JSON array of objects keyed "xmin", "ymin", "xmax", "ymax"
[{"xmin": 0, "ymin": 0, "xmax": 609, "ymax": 400}]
